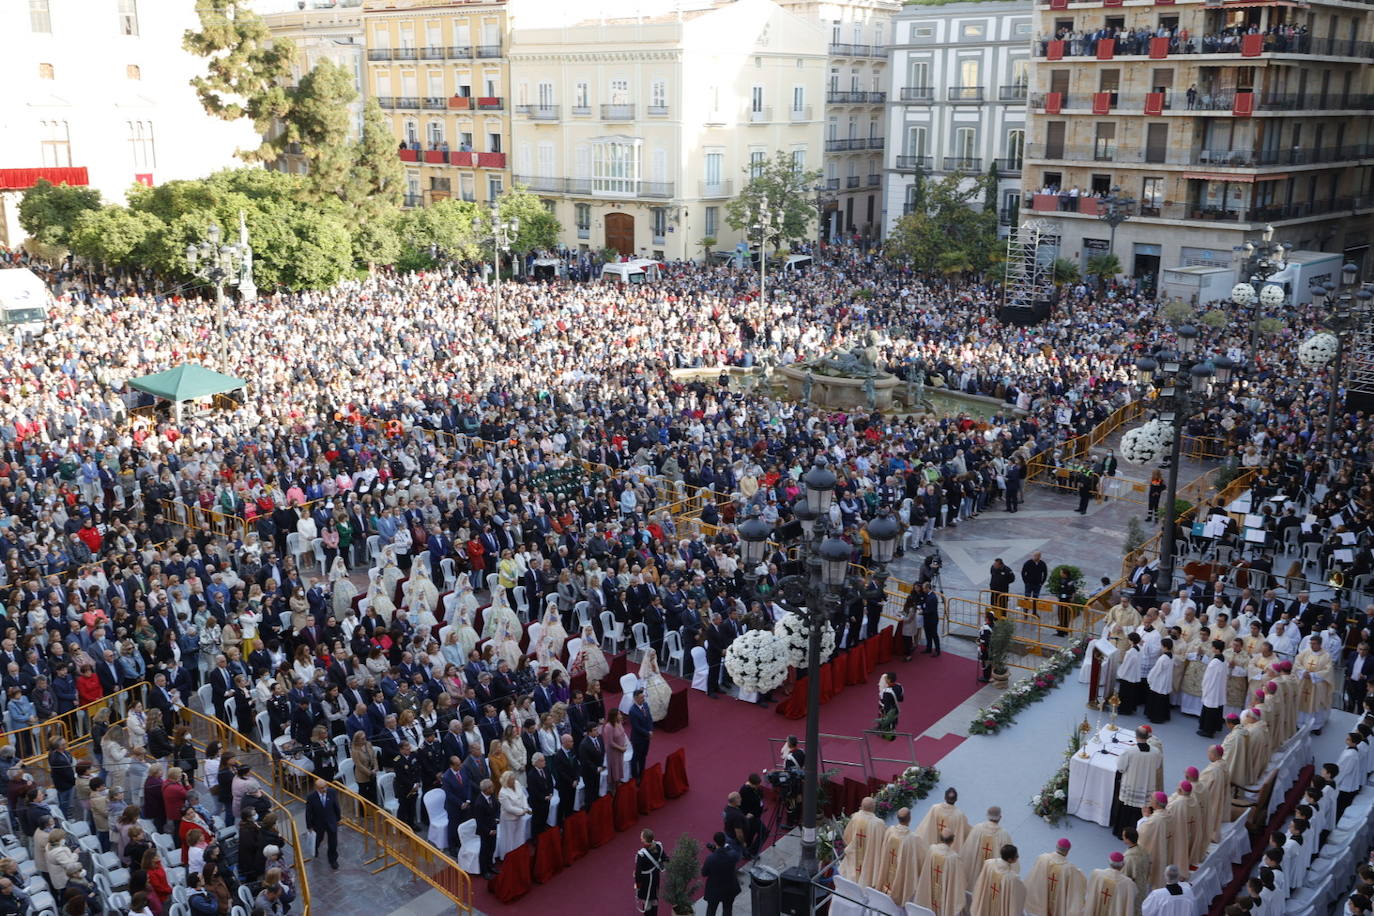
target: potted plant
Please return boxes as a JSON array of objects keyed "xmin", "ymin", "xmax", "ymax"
[
  {"xmin": 988, "ymin": 618, "xmax": 1015, "ymax": 688},
  {"xmin": 661, "ymin": 834, "xmax": 703, "ymax": 915},
  {"xmin": 1047, "ymin": 564, "xmax": 1085, "ymax": 604}
]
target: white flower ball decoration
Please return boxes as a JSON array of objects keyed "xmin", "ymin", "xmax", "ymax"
[
  {"xmin": 1259, "ymin": 283, "xmax": 1285, "ymax": 308},
  {"xmin": 1231, "ymin": 283, "xmax": 1256, "ymax": 305},
  {"xmin": 774, "ymin": 612, "xmax": 838, "ymax": 668},
  {"xmin": 1120, "ymin": 423, "xmax": 1162, "ymax": 466},
  {"xmin": 1298, "ymin": 332, "xmax": 1339, "ymax": 370},
  {"xmin": 724, "ymin": 629, "xmax": 790, "ymax": 694}
]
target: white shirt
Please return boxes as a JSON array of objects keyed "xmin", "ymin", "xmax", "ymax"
[
  {"xmin": 1147, "ymin": 654, "xmax": 1175, "ymax": 694},
  {"xmin": 1142, "ymin": 883, "xmax": 1196, "ymax": 916},
  {"xmin": 1119, "ymin": 647, "xmax": 1143, "ymax": 683},
  {"xmin": 1338, "ymin": 746, "xmax": 1363, "ymax": 792},
  {"xmin": 1202, "ymin": 656, "xmax": 1228, "ymax": 707}
]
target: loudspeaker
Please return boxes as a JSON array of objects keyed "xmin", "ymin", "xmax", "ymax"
[{"xmin": 778, "ymin": 865, "xmax": 818, "ymax": 915}]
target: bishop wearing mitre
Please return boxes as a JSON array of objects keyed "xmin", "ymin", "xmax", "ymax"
[
  {"xmin": 1221, "ymin": 713, "xmax": 1255, "ymax": 789},
  {"xmin": 1025, "ymin": 838, "xmax": 1087, "ymax": 916},
  {"xmin": 1243, "ymin": 705, "xmax": 1271, "ymax": 779},
  {"xmin": 916, "ymin": 787, "xmax": 972, "ymax": 848},
  {"xmin": 1084, "ymin": 852, "xmax": 1137, "ymax": 916},
  {"xmin": 1191, "ymin": 752, "xmax": 1226, "ymax": 848},
  {"xmin": 1136, "ymin": 793, "xmax": 1173, "ymax": 889},
  {"xmin": 1165, "ymin": 779, "xmax": 1203, "ymax": 871},
  {"xmin": 971, "ymin": 844, "xmax": 1027, "ymax": 916},
  {"xmin": 962, "ymin": 806, "xmax": 1014, "ymax": 892},
  {"xmin": 1296, "ymin": 635, "xmax": 1334, "ymax": 733},
  {"xmin": 842, "ymin": 797, "xmax": 887, "ymax": 887},
  {"xmin": 915, "ymin": 831, "xmax": 967, "ymax": 916},
  {"xmin": 877, "ymin": 807, "xmax": 926, "ymax": 904}
]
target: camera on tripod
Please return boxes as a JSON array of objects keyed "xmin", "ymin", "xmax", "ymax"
[{"xmin": 765, "ymin": 769, "xmax": 799, "ymax": 793}]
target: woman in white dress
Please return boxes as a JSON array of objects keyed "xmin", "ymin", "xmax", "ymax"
[
  {"xmin": 494, "ymin": 624, "xmax": 523, "ymax": 670},
  {"xmin": 456, "ymin": 609, "xmax": 481, "ymax": 660},
  {"xmin": 540, "ymin": 609, "xmax": 568, "ymax": 659},
  {"xmin": 570, "ymin": 625, "xmax": 610, "ymax": 684},
  {"xmin": 537, "ymin": 638, "xmax": 567, "ymax": 678},
  {"xmin": 496, "ymin": 770, "xmax": 531, "ymax": 859},
  {"xmin": 404, "ymin": 566, "xmax": 440, "ymax": 627},
  {"xmin": 368, "ymin": 582, "xmax": 396, "ymax": 623},
  {"xmin": 454, "ymin": 577, "xmax": 480, "ymax": 620},
  {"xmin": 482, "ymin": 591, "xmax": 521, "ymax": 641},
  {"xmin": 639, "ymin": 649, "xmax": 672, "ymax": 722},
  {"xmin": 379, "ymin": 549, "xmax": 404, "ymax": 602},
  {"xmin": 329, "ymin": 559, "xmax": 357, "ymax": 619}
]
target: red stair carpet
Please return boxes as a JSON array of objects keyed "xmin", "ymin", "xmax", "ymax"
[{"xmin": 470, "ymin": 648, "xmax": 978, "ymax": 912}]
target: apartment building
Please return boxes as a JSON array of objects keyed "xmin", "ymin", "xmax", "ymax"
[
  {"xmin": 778, "ymin": 0, "xmax": 900, "ymax": 241},
  {"xmin": 262, "ymin": 3, "xmax": 367, "ymax": 175},
  {"xmin": 883, "ymin": 1, "xmax": 1031, "ymax": 240},
  {"xmin": 508, "ymin": 0, "xmax": 826, "ymax": 260},
  {"xmin": 362, "ymin": 0, "xmax": 511, "ymax": 208},
  {"xmin": 1022, "ymin": 0, "xmax": 1374, "ymax": 289},
  {"xmin": 0, "ymin": 0, "xmax": 258, "ymax": 245}
]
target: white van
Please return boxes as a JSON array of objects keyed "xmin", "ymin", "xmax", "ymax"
[
  {"xmin": 531, "ymin": 258, "xmax": 567, "ymax": 281},
  {"xmin": 600, "ymin": 258, "xmax": 663, "ymax": 284},
  {"xmin": 0, "ymin": 268, "xmax": 50, "ymax": 337},
  {"xmin": 781, "ymin": 254, "xmax": 813, "ymax": 275}
]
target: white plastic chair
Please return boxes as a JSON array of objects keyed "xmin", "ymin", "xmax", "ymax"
[
  {"xmin": 286, "ymin": 532, "xmax": 308, "ymax": 570},
  {"xmin": 196, "ymin": 684, "xmax": 213, "ymax": 712},
  {"xmin": 631, "ymin": 622, "xmax": 650, "ymax": 656},
  {"xmin": 906, "ymin": 905, "xmax": 938, "ymax": 916},
  {"xmin": 338, "ymin": 758, "xmax": 358, "ymax": 794},
  {"xmin": 574, "ymin": 601, "xmax": 591, "ymax": 631},
  {"xmin": 690, "ymin": 646, "xmax": 709, "ymax": 691},
  {"xmin": 664, "ymin": 630, "xmax": 685, "ymax": 675},
  {"xmin": 830, "ymin": 875, "xmax": 870, "ymax": 916},
  {"xmin": 618, "ymin": 673, "xmax": 639, "ymax": 714},
  {"xmin": 312, "ymin": 538, "xmax": 327, "ymax": 576},
  {"xmin": 437, "ymin": 624, "xmax": 454, "ymax": 647},
  {"xmin": 486, "ymin": 573, "xmax": 500, "ymax": 594},
  {"xmin": 256, "ymin": 711, "xmax": 271, "ymax": 743},
  {"xmin": 422, "ymin": 788, "xmax": 448, "ymax": 849},
  {"xmin": 600, "ymin": 611, "xmax": 624, "ymax": 653},
  {"xmin": 456, "ymin": 819, "xmax": 479, "ymax": 873},
  {"xmin": 566, "ymin": 637, "xmax": 582, "ymax": 663},
  {"xmin": 415, "ymin": 550, "xmax": 431, "ymax": 578},
  {"xmin": 526, "ymin": 622, "xmax": 543, "ymax": 656},
  {"xmin": 513, "ymin": 585, "xmax": 529, "ymax": 621},
  {"xmin": 441, "ymin": 557, "xmax": 456, "ymax": 587},
  {"xmin": 867, "ymin": 888, "xmax": 906, "ymax": 916},
  {"xmin": 333, "ymin": 734, "xmax": 349, "ymax": 764},
  {"xmin": 367, "ymin": 535, "xmax": 382, "ymax": 566},
  {"xmin": 377, "ymin": 771, "xmax": 399, "ymax": 816}
]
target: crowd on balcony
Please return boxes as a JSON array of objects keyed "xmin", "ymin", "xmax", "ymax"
[
  {"xmin": 0, "ymin": 238, "xmax": 1370, "ymax": 909},
  {"xmin": 1037, "ymin": 21, "xmax": 1310, "ymax": 57}
]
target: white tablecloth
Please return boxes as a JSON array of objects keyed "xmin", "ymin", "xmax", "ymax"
[{"xmin": 1067, "ymin": 725, "xmax": 1135, "ymax": 826}]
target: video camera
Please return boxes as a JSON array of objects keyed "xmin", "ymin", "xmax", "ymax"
[{"xmin": 765, "ymin": 768, "xmax": 801, "ymax": 795}]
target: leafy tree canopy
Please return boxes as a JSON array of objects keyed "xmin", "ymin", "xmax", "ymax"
[
  {"xmin": 18, "ymin": 180, "xmax": 102, "ymax": 248},
  {"xmin": 887, "ymin": 172, "xmax": 1000, "ymax": 275},
  {"xmin": 725, "ymin": 151, "xmax": 824, "ymax": 253}
]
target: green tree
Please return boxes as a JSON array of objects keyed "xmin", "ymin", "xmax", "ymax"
[
  {"xmin": 353, "ymin": 98, "xmax": 405, "ymax": 210},
  {"xmin": 18, "ymin": 179, "xmax": 102, "ymax": 248},
  {"xmin": 888, "ymin": 173, "xmax": 1000, "ymax": 276},
  {"xmin": 1085, "ymin": 252, "xmax": 1122, "ymax": 287},
  {"xmin": 725, "ymin": 151, "xmax": 824, "ymax": 252},
  {"xmin": 183, "ymin": 0, "xmax": 295, "ymax": 162},
  {"xmin": 398, "ymin": 198, "xmax": 482, "ymax": 263},
  {"xmin": 287, "ymin": 59, "xmax": 358, "ymax": 202},
  {"xmin": 1050, "ymin": 257, "xmax": 1080, "ymax": 285},
  {"xmin": 499, "ymin": 187, "xmax": 562, "ymax": 254},
  {"xmin": 67, "ymin": 206, "xmax": 164, "ymax": 268}
]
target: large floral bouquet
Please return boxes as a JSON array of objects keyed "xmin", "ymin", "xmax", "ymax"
[
  {"xmin": 968, "ymin": 638, "xmax": 1086, "ymax": 735},
  {"xmin": 774, "ymin": 612, "xmax": 837, "ymax": 668},
  {"xmin": 873, "ymin": 764, "xmax": 942, "ymax": 819},
  {"xmin": 724, "ymin": 629, "xmax": 790, "ymax": 693},
  {"xmin": 1029, "ymin": 728, "xmax": 1082, "ymax": 824}
]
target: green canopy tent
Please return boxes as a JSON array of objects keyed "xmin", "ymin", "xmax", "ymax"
[{"xmin": 127, "ymin": 364, "xmax": 247, "ymax": 422}]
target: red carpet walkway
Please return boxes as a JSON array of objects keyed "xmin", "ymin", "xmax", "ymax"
[{"xmin": 471, "ymin": 646, "xmax": 978, "ymax": 912}]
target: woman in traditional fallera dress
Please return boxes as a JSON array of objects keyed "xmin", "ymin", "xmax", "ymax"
[
  {"xmin": 571, "ymin": 624, "xmax": 610, "ymax": 684},
  {"xmin": 482, "ymin": 589, "xmax": 521, "ymax": 641},
  {"xmin": 640, "ymin": 649, "xmax": 672, "ymax": 721}
]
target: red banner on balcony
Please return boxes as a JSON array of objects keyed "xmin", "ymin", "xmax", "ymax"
[
  {"xmin": 1096, "ymin": 39, "xmax": 1115, "ymax": 59},
  {"xmin": 1156, "ymin": 0, "xmax": 1174, "ymax": 5},
  {"xmin": 476, "ymin": 96, "xmax": 501, "ymax": 109},
  {"xmin": 1232, "ymin": 92, "xmax": 1254, "ymax": 117},
  {"xmin": 1092, "ymin": 92, "xmax": 1112, "ymax": 114},
  {"xmin": 1047, "ymin": 40, "xmax": 1065, "ymax": 60},
  {"xmin": 1149, "ymin": 37, "xmax": 1170, "ymax": 58},
  {"xmin": 1105, "ymin": 0, "xmax": 1123, "ymax": 6},
  {"xmin": 1045, "ymin": 92, "xmax": 1063, "ymax": 113},
  {"xmin": 423, "ymin": 150, "xmax": 446, "ymax": 164},
  {"xmin": 1050, "ymin": 0, "xmax": 1068, "ymax": 8},
  {"xmin": 1145, "ymin": 92, "xmax": 1165, "ymax": 115},
  {"xmin": 134, "ymin": 173, "xmax": 153, "ymax": 188},
  {"xmin": 447, "ymin": 96, "xmax": 473, "ymax": 110},
  {"xmin": 399, "ymin": 149, "xmax": 419, "ymax": 162},
  {"xmin": 476, "ymin": 152, "xmax": 506, "ymax": 169},
  {"xmin": 0, "ymin": 167, "xmax": 88, "ymax": 190},
  {"xmin": 1032, "ymin": 194, "xmax": 1060, "ymax": 211},
  {"xmin": 1078, "ymin": 197, "xmax": 1101, "ymax": 216},
  {"xmin": 1241, "ymin": 33, "xmax": 1263, "ymax": 56}
]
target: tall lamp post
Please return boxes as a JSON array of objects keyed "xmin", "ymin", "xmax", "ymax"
[
  {"xmin": 185, "ymin": 223, "xmax": 249, "ymax": 369},
  {"xmin": 1303, "ymin": 262, "xmax": 1371, "ymax": 442},
  {"xmin": 753, "ymin": 206, "xmax": 780, "ymax": 309},
  {"xmin": 1231, "ymin": 225, "xmax": 1291, "ymax": 351},
  {"xmin": 1097, "ymin": 185, "xmax": 1136, "ymax": 260},
  {"xmin": 473, "ymin": 203, "xmax": 520, "ymax": 332},
  {"xmin": 1127, "ymin": 326, "xmax": 1241, "ymax": 589},
  {"xmin": 737, "ymin": 464, "xmax": 897, "ymax": 887},
  {"xmin": 812, "ymin": 184, "xmax": 835, "ymax": 245}
]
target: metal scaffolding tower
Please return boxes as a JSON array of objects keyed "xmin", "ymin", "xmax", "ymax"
[
  {"xmin": 1347, "ymin": 321, "xmax": 1374, "ymax": 398},
  {"xmin": 1002, "ymin": 219, "xmax": 1057, "ymax": 315}
]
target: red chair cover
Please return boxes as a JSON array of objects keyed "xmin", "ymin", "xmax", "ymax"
[
  {"xmin": 847, "ymin": 644, "xmax": 868, "ymax": 685},
  {"xmin": 664, "ymin": 748, "xmax": 690, "ymax": 798},
  {"xmin": 588, "ymin": 796, "xmax": 615, "ymax": 847},
  {"xmin": 613, "ymin": 781, "xmax": 639, "ymax": 831},
  {"xmin": 659, "ymin": 686, "xmax": 690, "ymax": 732},
  {"xmin": 489, "ymin": 843, "xmax": 533, "ymax": 902},
  {"xmin": 570, "ymin": 671, "xmax": 588, "ymax": 695},
  {"xmin": 819, "ymin": 662, "xmax": 836, "ymax": 702},
  {"xmin": 561, "ymin": 811, "xmax": 590, "ymax": 864},
  {"xmin": 533, "ymin": 827, "xmax": 563, "ymax": 884},
  {"xmin": 873, "ymin": 629, "xmax": 893, "ymax": 664},
  {"xmin": 639, "ymin": 764, "xmax": 666, "ymax": 813},
  {"xmin": 776, "ymin": 677, "xmax": 808, "ymax": 719},
  {"xmin": 608, "ymin": 652, "xmax": 629, "ymax": 684}
]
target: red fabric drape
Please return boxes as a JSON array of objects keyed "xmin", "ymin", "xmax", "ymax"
[
  {"xmin": 533, "ymin": 827, "xmax": 563, "ymax": 883},
  {"xmin": 847, "ymin": 644, "xmax": 868, "ymax": 686},
  {"xmin": 608, "ymin": 652, "xmax": 629, "ymax": 684},
  {"xmin": 842, "ymin": 777, "xmax": 867, "ymax": 815},
  {"xmin": 819, "ymin": 662, "xmax": 836, "ymax": 702},
  {"xmin": 776, "ymin": 676, "xmax": 808, "ymax": 719},
  {"xmin": 570, "ymin": 671, "xmax": 588, "ymax": 695},
  {"xmin": 664, "ymin": 748, "xmax": 690, "ymax": 798},
  {"xmin": 873, "ymin": 629, "xmax": 893, "ymax": 664},
  {"xmin": 561, "ymin": 811, "xmax": 590, "ymax": 864},
  {"xmin": 489, "ymin": 844, "xmax": 533, "ymax": 902},
  {"xmin": 588, "ymin": 796, "xmax": 615, "ymax": 847},
  {"xmin": 613, "ymin": 781, "xmax": 639, "ymax": 831},
  {"xmin": 659, "ymin": 686, "xmax": 690, "ymax": 732},
  {"xmin": 639, "ymin": 764, "xmax": 666, "ymax": 813}
]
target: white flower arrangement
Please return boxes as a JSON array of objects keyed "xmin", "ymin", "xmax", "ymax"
[
  {"xmin": 773, "ymin": 612, "xmax": 838, "ymax": 668},
  {"xmin": 1298, "ymin": 332, "xmax": 1339, "ymax": 370},
  {"xmin": 724, "ymin": 629, "xmax": 790, "ymax": 693},
  {"xmin": 1259, "ymin": 283, "xmax": 1286, "ymax": 307},
  {"xmin": 1230, "ymin": 283, "xmax": 1256, "ymax": 305},
  {"xmin": 1119, "ymin": 419, "xmax": 1172, "ymax": 466}
]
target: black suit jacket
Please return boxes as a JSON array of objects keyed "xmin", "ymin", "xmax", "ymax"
[
  {"xmin": 305, "ymin": 788, "xmax": 341, "ymax": 832},
  {"xmin": 473, "ymin": 792, "xmax": 499, "ymax": 836},
  {"xmin": 702, "ymin": 847, "xmax": 742, "ymax": 901},
  {"xmin": 577, "ymin": 733, "xmax": 605, "ymax": 779},
  {"xmin": 527, "ymin": 765, "xmax": 554, "ymax": 810},
  {"xmin": 550, "ymin": 747, "xmax": 578, "ymax": 791}
]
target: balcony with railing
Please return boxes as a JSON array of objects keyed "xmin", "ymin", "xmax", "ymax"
[
  {"xmin": 449, "ymin": 150, "xmax": 507, "ymax": 169},
  {"xmin": 403, "ymin": 193, "xmax": 423, "ymax": 208},
  {"xmin": 515, "ymin": 175, "xmax": 564, "ymax": 193},
  {"xmin": 571, "ymin": 105, "xmax": 591, "ymax": 117},
  {"xmin": 1026, "ymin": 190, "xmax": 1374, "ymax": 223},
  {"xmin": 995, "ymin": 157, "xmax": 1023, "ymax": 173},
  {"xmin": 516, "ymin": 105, "xmax": 560, "ymax": 121},
  {"xmin": 367, "ymin": 49, "xmax": 392, "ymax": 61},
  {"xmin": 448, "ymin": 45, "xmax": 473, "ymax": 59},
  {"xmin": 790, "ymin": 106, "xmax": 812, "ymax": 121},
  {"xmin": 842, "ymin": 175, "xmax": 858, "ymax": 188},
  {"xmin": 998, "ymin": 84, "xmax": 1029, "ymax": 102},
  {"xmin": 895, "ymin": 155, "xmax": 931, "ymax": 171},
  {"xmin": 475, "ymin": 97, "xmax": 504, "ymax": 111},
  {"xmin": 943, "ymin": 156, "xmax": 982, "ymax": 171},
  {"xmin": 825, "ymin": 138, "xmax": 866, "ymax": 152},
  {"xmin": 948, "ymin": 86, "xmax": 985, "ymax": 103},
  {"xmin": 394, "ymin": 47, "xmax": 418, "ymax": 61},
  {"xmin": 867, "ymin": 174, "xmax": 881, "ymax": 187},
  {"xmin": 647, "ymin": 104, "xmax": 670, "ymax": 116},
  {"xmin": 899, "ymin": 87, "xmax": 934, "ymax": 103},
  {"xmin": 828, "ymin": 43, "xmax": 889, "ymax": 58},
  {"xmin": 421, "ymin": 46, "xmax": 445, "ymax": 60},
  {"xmin": 999, "ymin": 206, "xmax": 1020, "ymax": 225},
  {"xmin": 1034, "ymin": 32, "xmax": 1374, "ymax": 61},
  {"xmin": 826, "ymin": 90, "xmax": 886, "ymax": 104},
  {"xmin": 476, "ymin": 44, "xmax": 502, "ymax": 58},
  {"xmin": 1025, "ymin": 141, "xmax": 1374, "ymax": 168},
  {"xmin": 508, "ymin": 177, "xmax": 674, "ymax": 198},
  {"xmin": 822, "ymin": 177, "xmax": 841, "ymax": 191},
  {"xmin": 748, "ymin": 107, "xmax": 772, "ymax": 123},
  {"xmin": 422, "ymin": 97, "xmax": 447, "ymax": 110},
  {"xmin": 867, "ymin": 137, "xmax": 885, "ymax": 150},
  {"xmin": 601, "ymin": 104, "xmax": 635, "ymax": 121},
  {"xmin": 699, "ymin": 180, "xmax": 733, "ymax": 198}
]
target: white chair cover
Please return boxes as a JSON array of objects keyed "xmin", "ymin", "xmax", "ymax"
[
  {"xmin": 690, "ymin": 647, "xmax": 709, "ymax": 691},
  {"xmin": 830, "ymin": 875, "xmax": 869, "ymax": 916},
  {"xmin": 496, "ymin": 814, "xmax": 532, "ymax": 859},
  {"xmin": 618, "ymin": 673, "xmax": 639, "ymax": 713},
  {"xmin": 456, "ymin": 819, "xmax": 479, "ymax": 874},
  {"xmin": 422, "ymin": 788, "xmax": 448, "ymax": 849}
]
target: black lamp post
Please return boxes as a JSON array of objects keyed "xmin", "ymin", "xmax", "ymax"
[
  {"xmin": 1306, "ymin": 262, "xmax": 1371, "ymax": 443},
  {"xmin": 185, "ymin": 222, "xmax": 249, "ymax": 368},
  {"xmin": 737, "ymin": 461, "xmax": 897, "ymax": 884},
  {"xmin": 1097, "ymin": 185, "xmax": 1135, "ymax": 261}
]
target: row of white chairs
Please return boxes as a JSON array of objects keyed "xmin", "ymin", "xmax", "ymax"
[{"xmin": 828, "ymin": 875, "xmax": 936, "ymax": 916}]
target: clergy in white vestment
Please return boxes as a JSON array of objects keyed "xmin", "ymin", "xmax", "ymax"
[
  {"xmin": 1113, "ymin": 729, "xmax": 1162, "ymax": 838},
  {"xmin": 1164, "ymin": 592, "xmax": 1195, "ymax": 629},
  {"xmin": 915, "ymin": 832, "xmax": 968, "ymax": 916},
  {"xmin": 970, "ymin": 845, "xmax": 1027, "ymax": 916},
  {"xmin": 1122, "ymin": 829, "xmax": 1152, "ymax": 909},
  {"xmin": 1221, "ymin": 713, "xmax": 1256, "ymax": 789},
  {"xmin": 1268, "ymin": 619, "xmax": 1299, "ymax": 661},
  {"xmin": 1193, "ymin": 749, "xmax": 1229, "ymax": 847},
  {"xmin": 1140, "ymin": 867, "xmax": 1195, "ymax": 916},
  {"xmin": 1296, "ymin": 636, "xmax": 1334, "ymax": 732},
  {"xmin": 1167, "ymin": 779, "xmax": 1205, "ymax": 871},
  {"xmin": 877, "ymin": 807, "xmax": 926, "ymax": 904},
  {"xmin": 1144, "ymin": 639, "xmax": 1175, "ymax": 724},
  {"xmin": 1198, "ymin": 641, "xmax": 1228, "ymax": 738},
  {"xmin": 1137, "ymin": 794, "xmax": 1172, "ymax": 889},
  {"xmin": 1138, "ymin": 618, "xmax": 1164, "ymax": 677},
  {"xmin": 1337, "ymin": 733, "xmax": 1365, "ymax": 817},
  {"xmin": 1118, "ymin": 634, "xmax": 1146, "ymax": 717},
  {"xmin": 841, "ymin": 797, "xmax": 887, "ymax": 887},
  {"xmin": 916, "ymin": 788, "xmax": 972, "ymax": 849},
  {"xmin": 1280, "ymin": 819, "xmax": 1311, "ymax": 892},
  {"xmin": 1025, "ymin": 839, "xmax": 1087, "ymax": 916},
  {"xmin": 1258, "ymin": 850, "xmax": 1288, "ymax": 907},
  {"xmin": 1243, "ymin": 874, "xmax": 1280, "ymax": 916},
  {"xmin": 1084, "ymin": 852, "xmax": 1138, "ymax": 916},
  {"xmin": 962, "ymin": 806, "xmax": 1014, "ymax": 892}
]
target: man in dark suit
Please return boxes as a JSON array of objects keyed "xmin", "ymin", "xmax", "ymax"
[
  {"xmin": 701, "ymin": 832, "xmax": 742, "ymax": 916},
  {"xmin": 705, "ymin": 613, "xmax": 727, "ymax": 698},
  {"xmin": 147, "ymin": 672, "xmax": 176, "ymax": 722},
  {"xmin": 526, "ymin": 753, "xmax": 554, "ymax": 835},
  {"xmin": 96, "ymin": 649, "xmax": 123, "ymax": 696},
  {"xmin": 628, "ymin": 689, "xmax": 654, "ymax": 781},
  {"xmin": 473, "ymin": 779, "xmax": 499, "ymax": 879},
  {"xmin": 1348, "ymin": 641, "xmax": 1373, "ymax": 712},
  {"xmin": 209, "ymin": 656, "xmax": 235, "ymax": 721},
  {"xmin": 578, "ymin": 719, "xmax": 606, "ymax": 804},
  {"xmin": 551, "ymin": 733, "xmax": 580, "ymax": 823},
  {"xmin": 532, "ymin": 673, "xmax": 555, "ymax": 715},
  {"xmin": 461, "ymin": 742, "xmax": 492, "ymax": 791},
  {"xmin": 305, "ymin": 778, "xmax": 341, "ymax": 869},
  {"xmin": 439, "ymin": 757, "xmax": 471, "ymax": 852}
]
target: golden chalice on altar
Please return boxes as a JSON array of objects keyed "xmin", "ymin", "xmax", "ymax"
[
  {"xmin": 1078, "ymin": 716, "xmax": 1092, "ymax": 758},
  {"xmin": 1107, "ymin": 693, "xmax": 1120, "ymax": 731}
]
